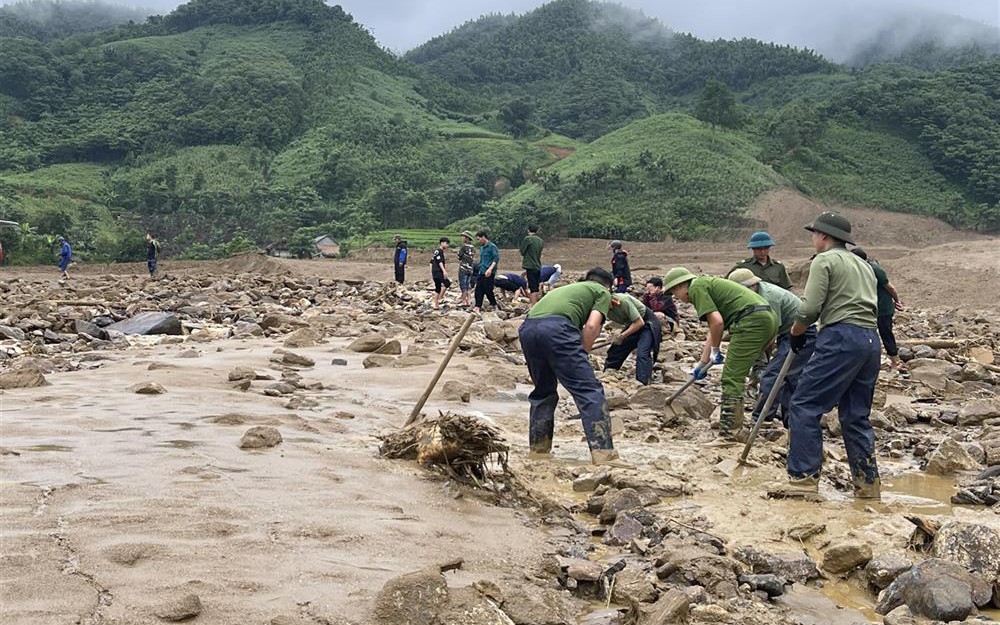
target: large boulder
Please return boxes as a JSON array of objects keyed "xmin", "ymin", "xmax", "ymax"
[
  {"xmin": 107, "ymin": 312, "xmax": 182, "ymax": 336},
  {"xmin": 866, "ymin": 552, "xmax": 913, "ymax": 590},
  {"xmin": 907, "ymin": 358, "xmax": 961, "ymax": 392},
  {"xmin": 73, "ymin": 319, "xmax": 108, "ymax": 340},
  {"xmin": 732, "ymin": 546, "xmax": 819, "ymax": 583},
  {"xmin": 372, "ymin": 568, "xmax": 447, "ymax": 625},
  {"xmin": 598, "ymin": 488, "xmax": 643, "ymax": 523},
  {"xmin": 875, "ymin": 559, "xmax": 992, "ymax": 621},
  {"xmin": 349, "ymin": 333, "xmax": 386, "ymax": 353},
  {"xmin": 931, "ymin": 522, "xmax": 1000, "ymax": 583},
  {"xmin": 958, "ymin": 399, "xmax": 1000, "ymax": 426},
  {"xmin": 925, "ymin": 438, "xmax": 982, "ymax": 475}
]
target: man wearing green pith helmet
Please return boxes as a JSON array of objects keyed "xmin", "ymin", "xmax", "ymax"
[{"xmin": 663, "ymin": 267, "xmax": 778, "ymax": 440}]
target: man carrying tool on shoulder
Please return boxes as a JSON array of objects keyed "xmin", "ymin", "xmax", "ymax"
[
  {"xmin": 727, "ymin": 268, "xmax": 816, "ymax": 437},
  {"xmin": 664, "ymin": 268, "xmax": 777, "ymax": 440},
  {"xmin": 770, "ymin": 212, "xmax": 881, "ymax": 501},
  {"xmin": 518, "ymin": 268, "xmax": 629, "ymax": 467},
  {"xmin": 603, "ymin": 292, "xmax": 661, "ymax": 386}
]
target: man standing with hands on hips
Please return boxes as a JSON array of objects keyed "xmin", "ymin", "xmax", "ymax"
[{"xmin": 771, "ymin": 212, "xmax": 882, "ymax": 501}]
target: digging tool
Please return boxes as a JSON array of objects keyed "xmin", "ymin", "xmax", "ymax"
[
  {"xmin": 403, "ymin": 311, "xmax": 477, "ymax": 428},
  {"xmin": 738, "ymin": 349, "xmax": 796, "ymax": 465},
  {"xmin": 664, "ymin": 361, "xmax": 716, "ymax": 407}
]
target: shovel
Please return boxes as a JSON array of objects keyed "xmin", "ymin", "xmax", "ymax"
[
  {"xmin": 738, "ymin": 350, "xmax": 797, "ymax": 465},
  {"xmin": 664, "ymin": 361, "xmax": 715, "ymax": 407}
]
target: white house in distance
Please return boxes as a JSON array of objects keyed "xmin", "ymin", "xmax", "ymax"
[{"xmin": 312, "ymin": 235, "xmax": 340, "ymax": 258}]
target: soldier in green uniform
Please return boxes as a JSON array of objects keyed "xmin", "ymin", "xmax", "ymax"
[
  {"xmin": 664, "ymin": 268, "xmax": 778, "ymax": 439},
  {"xmin": 604, "ymin": 293, "xmax": 661, "ymax": 385},
  {"xmin": 730, "ymin": 231, "xmax": 792, "ymax": 290}
]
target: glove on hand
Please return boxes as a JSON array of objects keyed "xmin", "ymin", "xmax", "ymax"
[{"xmin": 790, "ymin": 333, "xmax": 807, "ymax": 353}]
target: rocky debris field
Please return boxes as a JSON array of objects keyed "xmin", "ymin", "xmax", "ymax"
[{"xmin": 1, "ymin": 256, "xmax": 999, "ymax": 625}]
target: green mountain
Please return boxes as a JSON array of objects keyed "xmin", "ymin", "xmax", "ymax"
[
  {"xmin": 0, "ymin": 0, "xmax": 998, "ymax": 264},
  {"xmin": 0, "ymin": 0, "xmax": 151, "ymax": 40}
]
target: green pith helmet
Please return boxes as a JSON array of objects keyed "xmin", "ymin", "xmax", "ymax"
[
  {"xmin": 663, "ymin": 267, "xmax": 697, "ymax": 291},
  {"xmin": 727, "ymin": 268, "xmax": 761, "ymax": 287},
  {"xmin": 805, "ymin": 212, "xmax": 854, "ymax": 245}
]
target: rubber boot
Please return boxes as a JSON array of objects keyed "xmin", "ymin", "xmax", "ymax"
[
  {"xmin": 591, "ymin": 448, "xmax": 633, "ymax": 469},
  {"xmin": 853, "ymin": 477, "xmax": 882, "ymax": 500},
  {"xmin": 767, "ymin": 475, "xmax": 821, "ymax": 501},
  {"xmin": 719, "ymin": 395, "xmax": 742, "ymax": 440}
]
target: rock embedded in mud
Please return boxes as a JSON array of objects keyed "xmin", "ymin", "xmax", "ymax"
[
  {"xmin": 821, "ymin": 541, "xmax": 873, "ymax": 575},
  {"xmin": 578, "ymin": 609, "xmax": 625, "ymax": 625},
  {"xmin": 372, "ymin": 568, "xmax": 448, "ymax": 625},
  {"xmin": 239, "ymin": 426, "xmax": 282, "ymax": 449},
  {"xmin": 907, "ymin": 358, "xmax": 961, "ymax": 392},
  {"xmin": 441, "ymin": 380, "xmax": 474, "ymax": 403},
  {"xmin": 108, "ymin": 311, "xmax": 182, "ymax": 336},
  {"xmin": 732, "ymin": 546, "xmax": 819, "ymax": 583},
  {"xmin": 153, "ymin": 593, "xmax": 202, "ymax": 622},
  {"xmin": 572, "ymin": 469, "xmax": 611, "ymax": 493},
  {"xmin": 0, "ymin": 365, "xmax": 49, "ymax": 389},
  {"xmin": 925, "ymin": 437, "xmax": 982, "ymax": 475},
  {"xmin": 283, "ymin": 327, "xmax": 320, "ymax": 348},
  {"xmin": 865, "ymin": 552, "xmax": 913, "ymax": 590},
  {"xmin": 930, "ymin": 521, "xmax": 1000, "ymax": 582},
  {"xmin": 881, "ymin": 605, "xmax": 917, "ymax": 625},
  {"xmin": 74, "ymin": 319, "xmax": 109, "ymax": 340},
  {"xmin": 132, "ymin": 381, "xmax": 167, "ymax": 395},
  {"xmin": 875, "ymin": 559, "xmax": 991, "ymax": 621},
  {"xmin": 638, "ymin": 588, "xmax": 690, "ymax": 625},
  {"xmin": 437, "ymin": 586, "xmax": 517, "ymax": 625},
  {"xmin": 270, "ymin": 349, "xmax": 315, "ymax": 368},
  {"xmin": 786, "ymin": 523, "xmax": 825, "ymax": 542},
  {"xmin": 498, "ymin": 584, "xmax": 577, "ymax": 625},
  {"xmin": 349, "ymin": 333, "xmax": 387, "ymax": 353},
  {"xmin": 605, "ymin": 513, "xmax": 644, "ymax": 546},
  {"xmin": 363, "ymin": 354, "xmax": 396, "ymax": 369},
  {"xmin": 228, "ymin": 367, "xmax": 257, "ymax": 382},
  {"xmin": 598, "ymin": 488, "xmax": 643, "ymax": 523},
  {"xmin": 564, "ymin": 558, "xmax": 604, "ymax": 582},
  {"xmin": 375, "ymin": 339, "xmax": 402, "ymax": 355}
]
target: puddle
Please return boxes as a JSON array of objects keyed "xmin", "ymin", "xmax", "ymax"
[
  {"xmin": 158, "ymin": 440, "xmax": 201, "ymax": 449},
  {"xmin": 780, "ymin": 584, "xmax": 875, "ymax": 624},
  {"xmin": 93, "ymin": 427, "xmax": 145, "ymax": 433},
  {"xmin": 881, "ymin": 472, "xmax": 958, "ymax": 512},
  {"xmin": 23, "ymin": 444, "xmax": 73, "ymax": 452}
]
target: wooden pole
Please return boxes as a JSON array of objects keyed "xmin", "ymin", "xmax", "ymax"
[
  {"xmin": 739, "ymin": 350, "xmax": 796, "ymax": 465},
  {"xmin": 403, "ymin": 312, "xmax": 477, "ymax": 428}
]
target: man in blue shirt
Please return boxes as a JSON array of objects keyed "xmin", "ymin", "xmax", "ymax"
[
  {"xmin": 474, "ymin": 230, "xmax": 500, "ymax": 312},
  {"xmin": 57, "ymin": 235, "xmax": 72, "ymax": 281}
]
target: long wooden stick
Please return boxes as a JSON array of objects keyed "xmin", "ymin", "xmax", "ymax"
[
  {"xmin": 403, "ymin": 312, "xmax": 477, "ymax": 428},
  {"xmin": 739, "ymin": 350, "xmax": 796, "ymax": 465}
]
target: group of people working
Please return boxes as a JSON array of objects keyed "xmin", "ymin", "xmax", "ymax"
[{"xmin": 517, "ymin": 212, "xmax": 904, "ymax": 501}]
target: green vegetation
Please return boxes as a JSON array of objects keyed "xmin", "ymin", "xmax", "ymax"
[
  {"xmin": 343, "ymin": 229, "xmax": 461, "ymax": 253},
  {"xmin": 1, "ymin": 0, "xmax": 999, "ymax": 265}
]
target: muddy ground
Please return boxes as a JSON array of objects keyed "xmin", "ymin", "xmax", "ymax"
[{"xmin": 2, "ymin": 191, "xmax": 1000, "ymax": 625}]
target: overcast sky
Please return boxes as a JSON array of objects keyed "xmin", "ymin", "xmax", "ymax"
[{"xmin": 8, "ymin": 0, "xmax": 999, "ymax": 58}]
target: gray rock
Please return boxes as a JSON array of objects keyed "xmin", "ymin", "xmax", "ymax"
[
  {"xmin": 499, "ymin": 584, "xmax": 577, "ymax": 625},
  {"xmin": 270, "ymin": 349, "xmax": 315, "ymax": 367},
  {"xmin": 331, "ymin": 358, "xmax": 348, "ymax": 366},
  {"xmin": 931, "ymin": 521, "xmax": 1000, "ymax": 582},
  {"xmin": 598, "ymin": 488, "xmax": 643, "ymax": 523},
  {"xmin": 884, "ymin": 403, "xmax": 919, "ymax": 425},
  {"xmin": 131, "ymin": 382, "xmax": 166, "ymax": 395},
  {"xmin": 440, "ymin": 380, "xmax": 474, "ymax": 403},
  {"xmin": 925, "ymin": 438, "xmax": 982, "ymax": 475},
  {"xmin": 882, "ymin": 605, "xmax": 917, "ymax": 625},
  {"xmin": 565, "ymin": 559, "xmax": 604, "ymax": 582},
  {"xmin": 573, "ymin": 469, "xmax": 611, "ymax": 493},
  {"xmin": 822, "ymin": 541, "xmax": 872, "ymax": 574},
  {"xmin": 605, "ymin": 513, "xmax": 643, "ymax": 546},
  {"xmin": 875, "ymin": 559, "xmax": 991, "ymax": 620},
  {"xmin": 283, "ymin": 327, "xmax": 320, "ymax": 348},
  {"xmin": 74, "ymin": 319, "xmax": 108, "ymax": 340},
  {"xmin": 239, "ymin": 426, "xmax": 282, "ymax": 449},
  {"xmin": 907, "ymin": 358, "xmax": 961, "ymax": 391},
  {"xmin": 0, "ymin": 325, "xmax": 26, "ymax": 341},
  {"xmin": 375, "ymin": 339, "xmax": 402, "ymax": 355},
  {"xmin": 958, "ymin": 399, "xmax": 1000, "ymax": 426},
  {"xmin": 577, "ymin": 609, "xmax": 625, "ymax": 625},
  {"xmin": 153, "ymin": 593, "xmax": 202, "ymax": 621},
  {"xmin": 865, "ymin": 552, "xmax": 913, "ymax": 590},
  {"xmin": 108, "ymin": 312, "xmax": 182, "ymax": 336},
  {"xmin": 228, "ymin": 367, "xmax": 257, "ymax": 382},
  {"xmin": 363, "ymin": 354, "xmax": 397, "ymax": 369},
  {"xmin": 372, "ymin": 568, "xmax": 447, "ymax": 625},
  {"xmin": 349, "ymin": 333, "xmax": 386, "ymax": 353},
  {"xmin": 737, "ymin": 573, "xmax": 786, "ymax": 597},
  {"xmin": 732, "ymin": 546, "xmax": 819, "ymax": 583}
]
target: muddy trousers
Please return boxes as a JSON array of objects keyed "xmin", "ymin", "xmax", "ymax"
[
  {"xmin": 518, "ymin": 317, "xmax": 613, "ymax": 453},
  {"xmin": 877, "ymin": 315, "xmax": 898, "ymax": 357},
  {"xmin": 718, "ymin": 311, "xmax": 777, "ymax": 436},
  {"xmin": 754, "ymin": 326, "xmax": 817, "ymax": 423},
  {"xmin": 787, "ymin": 323, "xmax": 881, "ymax": 485},
  {"xmin": 604, "ymin": 311, "xmax": 662, "ymax": 385}
]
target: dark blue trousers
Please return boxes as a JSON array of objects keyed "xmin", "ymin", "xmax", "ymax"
[
  {"xmin": 787, "ymin": 323, "xmax": 881, "ymax": 484},
  {"xmin": 605, "ymin": 311, "xmax": 661, "ymax": 385},
  {"xmin": 754, "ymin": 326, "xmax": 817, "ymax": 423},
  {"xmin": 518, "ymin": 317, "xmax": 613, "ymax": 452}
]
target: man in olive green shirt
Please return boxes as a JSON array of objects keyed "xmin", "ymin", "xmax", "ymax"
[
  {"xmin": 603, "ymin": 293, "xmax": 661, "ymax": 385},
  {"xmin": 730, "ymin": 231, "xmax": 792, "ymax": 290},
  {"xmin": 519, "ymin": 268, "xmax": 627, "ymax": 466},
  {"xmin": 775, "ymin": 212, "xmax": 882, "ymax": 501},
  {"xmin": 519, "ymin": 225, "xmax": 545, "ymax": 306},
  {"xmin": 664, "ymin": 269, "xmax": 778, "ymax": 439}
]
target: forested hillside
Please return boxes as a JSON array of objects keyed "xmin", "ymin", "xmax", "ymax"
[{"xmin": 0, "ymin": 0, "xmax": 998, "ymax": 265}]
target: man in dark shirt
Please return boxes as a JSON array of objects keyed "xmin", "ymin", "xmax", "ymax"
[
  {"xmin": 730, "ymin": 231, "xmax": 792, "ymax": 290},
  {"xmin": 853, "ymin": 248, "xmax": 905, "ymax": 371},
  {"xmin": 609, "ymin": 240, "xmax": 632, "ymax": 293},
  {"xmin": 430, "ymin": 237, "xmax": 451, "ymax": 309},
  {"xmin": 519, "ymin": 225, "xmax": 544, "ymax": 306},
  {"xmin": 642, "ymin": 277, "xmax": 679, "ymax": 333}
]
